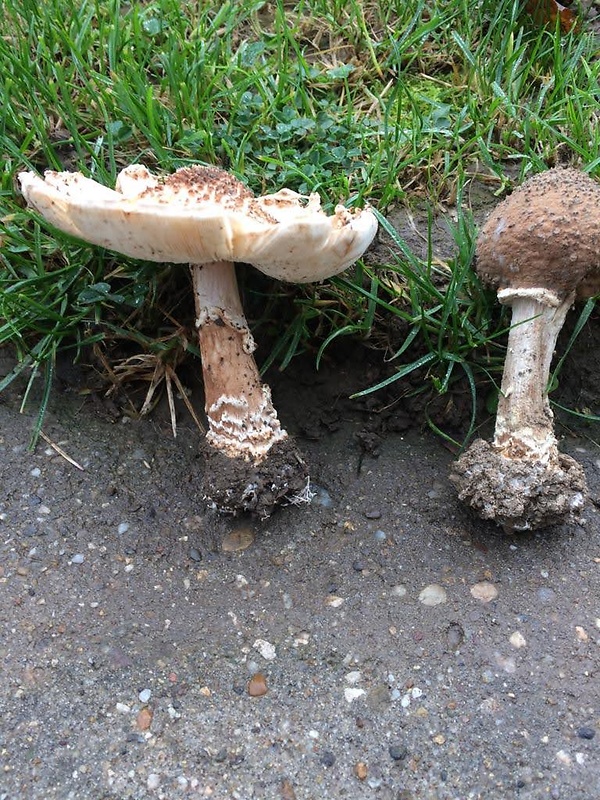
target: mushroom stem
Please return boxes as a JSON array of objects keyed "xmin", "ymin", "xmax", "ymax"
[
  {"xmin": 493, "ymin": 290, "xmax": 574, "ymax": 462},
  {"xmin": 449, "ymin": 288, "xmax": 586, "ymax": 531},
  {"xmin": 190, "ymin": 260, "xmax": 287, "ymax": 461}
]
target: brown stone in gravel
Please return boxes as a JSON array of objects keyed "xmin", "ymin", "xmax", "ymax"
[
  {"xmin": 136, "ymin": 707, "xmax": 153, "ymax": 731},
  {"xmin": 222, "ymin": 526, "xmax": 255, "ymax": 553},
  {"xmin": 281, "ymin": 779, "xmax": 296, "ymax": 800},
  {"xmin": 248, "ymin": 673, "xmax": 268, "ymax": 697},
  {"xmin": 354, "ymin": 761, "xmax": 368, "ymax": 780}
]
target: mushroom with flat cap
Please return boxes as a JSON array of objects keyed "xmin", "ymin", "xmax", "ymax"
[
  {"xmin": 450, "ymin": 167, "xmax": 600, "ymax": 531},
  {"xmin": 18, "ymin": 165, "xmax": 378, "ymax": 518}
]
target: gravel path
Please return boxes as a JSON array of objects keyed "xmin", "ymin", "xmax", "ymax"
[{"xmin": 1, "ymin": 361, "xmax": 599, "ymax": 800}]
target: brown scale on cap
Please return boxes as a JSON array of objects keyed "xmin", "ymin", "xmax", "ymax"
[
  {"xmin": 134, "ymin": 165, "xmax": 279, "ymax": 225},
  {"xmin": 165, "ymin": 166, "xmax": 254, "ymax": 203},
  {"xmin": 476, "ymin": 167, "xmax": 600, "ymax": 300}
]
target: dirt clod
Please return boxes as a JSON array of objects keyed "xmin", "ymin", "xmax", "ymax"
[{"xmin": 201, "ymin": 437, "xmax": 310, "ymax": 519}]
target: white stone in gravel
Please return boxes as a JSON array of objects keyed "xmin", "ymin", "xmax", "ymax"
[
  {"xmin": 345, "ymin": 671, "xmax": 362, "ymax": 685},
  {"xmin": 326, "ymin": 595, "xmax": 345, "ymax": 607},
  {"xmin": 139, "ymin": 689, "xmax": 152, "ymax": 703},
  {"xmin": 344, "ymin": 687, "xmax": 366, "ymax": 703},
  {"xmin": 71, "ymin": 554, "xmax": 85, "ymax": 564},
  {"xmin": 510, "ymin": 631, "xmax": 527, "ymax": 649},
  {"xmin": 117, "ymin": 522, "xmax": 129, "ymax": 534},
  {"xmin": 147, "ymin": 773, "xmax": 160, "ymax": 790},
  {"xmin": 419, "ymin": 584, "xmax": 447, "ymax": 606},
  {"xmin": 494, "ymin": 653, "xmax": 516, "ymax": 673},
  {"xmin": 400, "ymin": 686, "xmax": 423, "ymax": 708},
  {"xmin": 470, "ymin": 581, "xmax": 499, "ymax": 603},
  {"xmin": 115, "ymin": 702, "xmax": 131, "ymax": 713},
  {"xmin": 30, "ymin": 467, "xmax": 41, "ymax": 477},
  {"xmin": 392, "ymin": 585, "xmax": 407, "ymax": 598},
  {"xmin": 575, "ymin": 626, "xmax": 589, "ymax": 642},
  {"xmin": 253, "ymin": 639, "xmax": 276, "ymax": 660}
]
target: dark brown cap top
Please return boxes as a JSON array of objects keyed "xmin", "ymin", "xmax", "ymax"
[{"xmin": 476, "ymin": 167, "xmax": 600, "ymax": 300}]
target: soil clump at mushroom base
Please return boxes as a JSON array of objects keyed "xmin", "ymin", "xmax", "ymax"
[{"xmin": 200, "ymin": 437, "xmax": 310, "ymax": 519}]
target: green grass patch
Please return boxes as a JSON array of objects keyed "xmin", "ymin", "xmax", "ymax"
[{"xmin": 1, "ymin": 0, "xmax": 599, "ymax": 440}]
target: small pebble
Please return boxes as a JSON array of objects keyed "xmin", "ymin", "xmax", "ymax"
[
  {"xmin": 222, "ymin": 527, "xmax": 254, "ymax": 552},
  {"xmin": 138, "ymin": 689, "xmax": 152, "ymax": 703},
  {"xmin": 281, "ymin": 779, "xmax": 297, "ymax": 800},
  {"xmin": 374, "ymin": 529, "xmax": 387, "ymax": 541},
  {"xmin": 320, "ymin": 751, "xmax": 336, "ymax": 767},
  {"xmin": 537, "ymin": 588, "xmax": 556, "ymax": 603},
  {"xmin": 147, "ymin": 773, "xmax": 160, "ymax": 790},
  {"xmin": 364, "ymin": 510, "xmax": 382, "ymax": 520},
  {"xmin": 470, "ymin": 581, "xmax": 498, "ymax": 603},
  {"xmin": 577, "ymin": 726, "xmax": 595, "ymax": 740},
  {"xmin": 248, "ymin": 673, "xmax": 268, "ymax": 697},
  {"xmin": 117, "ymin": 522, "xmax": 129, "ymax": 535},
  {"xmin": 355, "ymin": 762, "xmax": 368, "ymax": 781},
  {"xmin": 344, "ymin": 688, "xmax": 366, "ymax": 703},
  {"xmin": 509, "ymin": 631, "xmax": 527, "ymax": 649},
  {"xmin": 30, "ymin": 467, "xmax": 41, "ymax": 478},
  {"xmin": 389, "ymin": 744, "xmax": 408, "ymax": 761},
  {"xmin": 253, "ymin": 639, "xmax": 276, "ymax": 661},
  {"xmin": 71, "ymin": 554, "xmax": 84, "ymax": 564},
  {"xmin": 353, "ymin": 559, "xmax": 367, "ymax": 572},
  {"xmin": 419, "ymin": 584, "xmax": 447, "ymax": 606},
  {"xmin": 136, "ymin": 707, "xmax": 153, "ymax": 731},
  {"xmin": 189, "ymin": 548, "xmax": 202, "ymax": 562},
  {"xmin": 575, "ymin": 626, "xmax": 589, "ymax": 642}
]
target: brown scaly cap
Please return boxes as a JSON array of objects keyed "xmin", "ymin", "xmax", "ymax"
[
  {"xmin": 476, "ymin": 167, "xmax": 600, "ymax": 301},
  {"xmin": 139, "ymin": 166, "xmax": 278, "ymax": 224}
]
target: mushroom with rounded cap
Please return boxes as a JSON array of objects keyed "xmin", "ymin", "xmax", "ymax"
[
  {"xmin": 18, "ymin": 165, "xmax": 377, "ymax": 517},
  {"xmin": 450, "ymin": 167, "xmax": 600, "ymax": 531}
]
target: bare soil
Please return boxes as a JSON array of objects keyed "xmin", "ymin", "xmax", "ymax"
[{"xmin": 1, "ymin": 330, "xmax": 600, "ymax": 799}]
